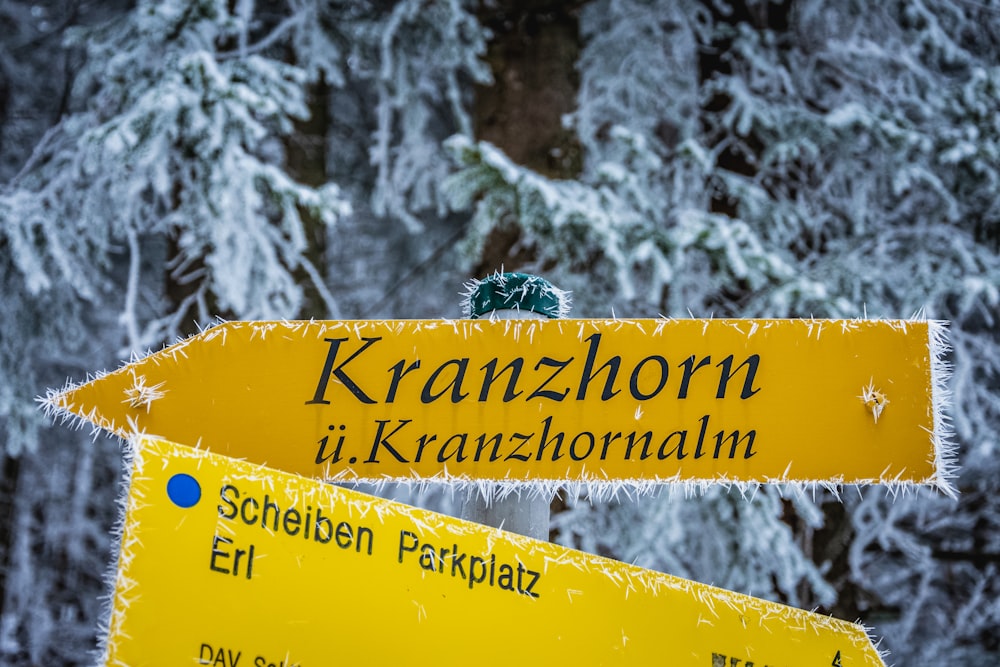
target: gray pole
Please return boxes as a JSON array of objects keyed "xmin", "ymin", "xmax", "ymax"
[{"xmin": 458, "ymin": 273, "xmax": 570, "ymax": 541}]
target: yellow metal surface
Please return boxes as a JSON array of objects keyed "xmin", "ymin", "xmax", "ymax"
[
  {"xmin": 51, "ymin": 319, "xmax": 943, "ymax": 485},
  {"xmin": 104, "ymin": 436, "xmax": 886, "ymax": 666}
]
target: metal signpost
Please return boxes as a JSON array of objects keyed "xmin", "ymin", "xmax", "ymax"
[
  {"xmin": 43, "ymin": 273, "xmax": 952, "ymax": 666},
  {"xmin": 458, "ymin": 272, "xmax": 567, "ymax": 540}
]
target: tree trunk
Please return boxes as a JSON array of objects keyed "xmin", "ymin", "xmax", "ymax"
[
  {"xmin": 472, "ymin": 0, "xmax": 583, "ymax": 275},
  {"xmin": 0, "ymin": 455, "xmax": 20, "ymax": 630},
  {"xmin": 286, "ymin": 74, "xmax": 333, "ymax": 320}
]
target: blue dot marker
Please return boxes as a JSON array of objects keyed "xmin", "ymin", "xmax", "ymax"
[{"xmin": 167, "ymin": 473, "xmax": 201, "ymax": 508}]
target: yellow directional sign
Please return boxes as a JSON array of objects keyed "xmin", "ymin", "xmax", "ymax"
[
  {"xmin": 46, "ymin": 319, "xmax": 950, "ymax": 487},
  {"xmin": 105, "ymin": 436, "xmax": 886, "ymax": 666}
]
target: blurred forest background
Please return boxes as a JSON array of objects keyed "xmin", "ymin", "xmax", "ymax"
[{"xmin": 1, "ymin": 0, "xmax": 999, "ymax": 664}]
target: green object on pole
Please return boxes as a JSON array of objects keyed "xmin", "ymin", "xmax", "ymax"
[
  {"xmin": 460, "ymin": 271, "xmax": 571, "ymax": 541},
  {"xmin": 464, "ymin": 271, "xmax": 571, "ymax": 320}
]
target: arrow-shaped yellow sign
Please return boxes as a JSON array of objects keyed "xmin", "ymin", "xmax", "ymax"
[
  {"xmin": 104, "ymin": 435, "xmax": 887, "ymax": 666},
  {"xmin": 46, "ymin": 318, "xmax": 951, "ymax": 488}
]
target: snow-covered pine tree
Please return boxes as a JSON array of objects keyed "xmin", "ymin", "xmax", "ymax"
[
  {"xmin": 444, "ymin": 1, "xmax": 1000, "ymax": 662},
  {"xmin": 0, "ymin": 0, "xmax": 355, "ymax": 660},
  {"xmin": 0, "ymin": 1, "xmax": 488, "ymax": 661}
]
